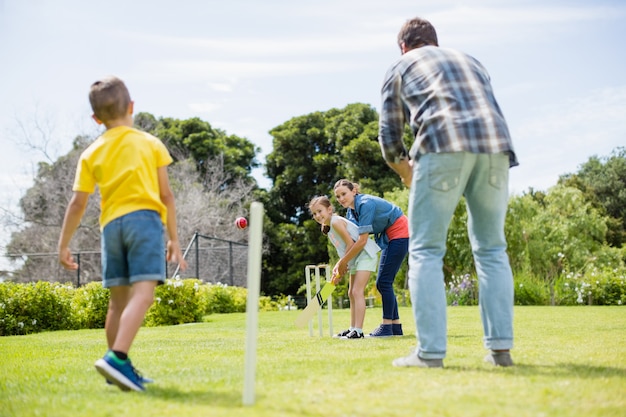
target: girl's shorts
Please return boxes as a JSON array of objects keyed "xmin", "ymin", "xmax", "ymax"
[{"xmin": 349, "ymin": 251, "xmax": 378, "ymax": 275}]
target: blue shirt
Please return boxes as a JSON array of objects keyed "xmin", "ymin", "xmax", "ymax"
[
  {"xmin": 346, "ymin": 194, "xmax": 403, "ymax": 248},
  {"xmin": 378, "ymin": 46, "xmax": 518, "ymax": 168}
]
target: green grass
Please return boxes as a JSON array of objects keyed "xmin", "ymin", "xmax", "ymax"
[{"xmin": 1, "ymin": 306, "xmax": 625, "ymax": 417}]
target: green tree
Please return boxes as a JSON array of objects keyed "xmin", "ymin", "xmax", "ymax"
[
  {"xmin": 559, "ymin": 147, "xmax": 626, "ymax": 247},
  {"xmin": 504, "ymin": 185, "xmax": 618, "ymax": 288},
  {"xmin": 265, "ymin": 103, "xmax": 404, "ymax": 225},
  {"xmin": 135, "ymin": 112, "xmax": 261, "ymax": 186}
]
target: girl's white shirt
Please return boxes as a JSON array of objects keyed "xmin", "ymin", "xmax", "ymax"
[{"xmin": 327, "ymin": 215, "xmax": 381, "ymax": 266}]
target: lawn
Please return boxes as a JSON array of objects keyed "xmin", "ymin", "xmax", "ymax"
[{"xmin": 1, "ymin": 306, "xmax": 624, "ymax": 417}]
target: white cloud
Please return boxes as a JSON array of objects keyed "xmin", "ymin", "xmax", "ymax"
[
  {"xmin": 509, "ymin": 85, "xmax": 626, "ymax": 194},
  {"xmin": 132, "ymin": 59, "xmax": 361, "ymax": 83},
  {"xmin": 208, "ymin": 82, "xmax": 235, "ymax": 93},
  {"xmin": 188, "ymin": 102, "xmax": 221, "ymax": 114}
]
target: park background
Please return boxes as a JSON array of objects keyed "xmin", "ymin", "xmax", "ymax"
[
  {"xmin": 1, "ymin": 0, "xmax": 625, "ymax": 310},
  {"xmin": 1, "ymin": 2, "xmax": 625, "ymax": 416}
]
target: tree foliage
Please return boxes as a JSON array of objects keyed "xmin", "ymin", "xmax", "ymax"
[
  {"xmin": 135, "ymin": 112, "xmax": 261, "ymax": 185},
  {"xmin": 559, "ymin": 147, "xmax": 626, "ymax": 247},
  {"xmin": 504, "ymin": 184, "xmax": 622, "ymax": 282},
  {"xmin": 264, "ymin": 103, "xmax": 406, "ymax": 225}
]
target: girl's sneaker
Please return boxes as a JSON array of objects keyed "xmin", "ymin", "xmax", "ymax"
[
  {"xmin": 334, "ymin": 329, "xmax": 351, "ymax": 338},
  {"xmin": 342, "ymin": 330, "xmax": 364, "ymax": 339}
]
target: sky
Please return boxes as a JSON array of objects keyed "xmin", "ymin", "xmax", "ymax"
[{"xmin": 0, "ymin": 0, "xmax": 625, "ymax": 260}]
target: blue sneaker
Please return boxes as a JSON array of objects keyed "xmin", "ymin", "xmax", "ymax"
[
  {"xmin": 95, "ymin": 351, "xmax": 145, "ymax": 391},
  {"xmin": 106, "ymin": 369, "xmax": 153, "ymax": 386},
  {"xmin": 392, "ymin": 323, "xmax": 404, "ymax": 336},
  {"xmin": 367, "ymin": 324, "xmax": 393, "ymax": 337}
]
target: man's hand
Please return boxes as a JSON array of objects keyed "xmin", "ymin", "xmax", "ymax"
[{"xmin": 387, "ymin": 159, "xmax": 413, "ymax": 187}]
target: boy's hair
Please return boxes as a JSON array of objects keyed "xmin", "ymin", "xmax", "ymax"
[
  {"xmin": 397, "ymin": 17, "xmax": 439, "ymax": 49},
  {"xmin": 89, "ymin": 76, "xmax": 131, "ymax": 123},
  {"xmin": 333, "ymin": 179, "xmax": 360, "ymax": 194},
  {"xmin": 308, "ymin": 195, "xmax": 332, "ymax": 235}
]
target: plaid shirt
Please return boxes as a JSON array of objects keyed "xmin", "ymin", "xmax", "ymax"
[{"xmin": 378, "ymin": 46, "xmax": 519, "ymax": 167}]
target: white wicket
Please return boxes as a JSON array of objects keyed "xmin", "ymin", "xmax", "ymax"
[
  {"xmin": 304, "ymin": 264, "xmax": 334, "ymax": 337},
  {"xmin": 243, "ymin": 202, "xmax": 263, "ymax": 406}
]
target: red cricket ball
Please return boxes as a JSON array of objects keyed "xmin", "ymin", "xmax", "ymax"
[{"xmin": 235, "ymin": 217, "xmax": 248, "ymax": 229}]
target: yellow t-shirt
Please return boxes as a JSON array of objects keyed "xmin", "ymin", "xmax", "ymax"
[{"xmin": 73, "ymin": 126, "xmax": 173, "ymax": 230}]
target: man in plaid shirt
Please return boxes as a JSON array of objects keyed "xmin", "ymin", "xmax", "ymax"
[{"xmin": 378, "ymin": 17, "xmax": 518, "ymax": 369}]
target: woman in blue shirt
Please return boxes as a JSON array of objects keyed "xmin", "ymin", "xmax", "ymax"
[{"xmin": 333, "ymin": 179, "xmax": 409, "ymax": 337}]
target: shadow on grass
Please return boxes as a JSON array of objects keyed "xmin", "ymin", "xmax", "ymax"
[
  {"xmin": 445, "ymin": 362, "xmax": 625, "ymax": 379},
  {"xmin": 144, "ymin": 384, "xmax": 258, "ymax": 407},
  {"xmin": 511, "ymin": 362, "xmax": 626, "ymax": 379}
]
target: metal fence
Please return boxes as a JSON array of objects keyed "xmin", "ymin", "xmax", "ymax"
[
  {"xmin": 173, "ymin": 232, "xmax": 248, "ymax": 286},
  {"xmin": 2, "ymin": 232, "xmax": 249, "ymax": 287}
]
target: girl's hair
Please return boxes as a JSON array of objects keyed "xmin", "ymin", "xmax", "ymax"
[
  {"xmin": 333, "ymin": 179, "xmax": 360, "ymax": 193},
  {"xmin": 308, "ymin": 195, "xmax": 332, "ymax": 235},
  {"xmin": 89, "ymin": 75, "xmax": 131, "ymax": 123}
]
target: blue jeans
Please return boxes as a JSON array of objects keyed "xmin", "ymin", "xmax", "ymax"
[
  {"xmin": 101, "ymin": 210, "xmax": 165, "ymax": 288},
  {"xmin": 408, "ymin": 153, "xmax": 514, "ymax": 359},
  {"xmin": 377, "ymin": 237, "xmax": 408, "ymax": 321}
]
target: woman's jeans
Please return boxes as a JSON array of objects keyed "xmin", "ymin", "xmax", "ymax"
[{"xmin": 377, "ymin": 237, "xmax": 408, "ymax": 321}]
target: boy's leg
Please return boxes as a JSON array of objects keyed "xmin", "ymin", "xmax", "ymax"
[
  {"xmin": 105, "ymin": 286, "xmax": 131, "ymax": 349},
  {"xmin": 111, "ymin": 281, "xmax": 158, "ymax": 354}
]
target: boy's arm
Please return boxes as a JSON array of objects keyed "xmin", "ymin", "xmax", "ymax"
[
  {"xmin": 157, "ymin": 166, "xmax": 187, "ymax": 271},
  {"xmin": 58, "ymin": 191, "xmax": 89, "ymax": 270}
]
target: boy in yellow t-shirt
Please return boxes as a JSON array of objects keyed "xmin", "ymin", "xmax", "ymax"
[{"xmin": 57, "ymin": 75, "xmax": 187, "ymax": 391}]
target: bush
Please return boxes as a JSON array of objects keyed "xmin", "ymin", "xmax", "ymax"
[
  {"xmin": 202, "ymin": 282, "xmax": 247, "ymax": 314},
  {"xmin": 0, "ymin": 281, "xmax": 78, "ymax": 336},
  {"xmin": 72, "ymin": 282, "xmax": 109, "ymax": 329},
  {"xmin": 145, "ymin": 278, "xmax": 207, "ymax": 327},
  {"xmin": 0, "ymin": 279, "xmax": 290, "ymax": 335},
  {"xmin": 555, "ymin": 267, "xmax": 626, "ymax": 306},
  {"xmin": 514, "ymin": 273, "xmax": 550, "ymax": 306}
]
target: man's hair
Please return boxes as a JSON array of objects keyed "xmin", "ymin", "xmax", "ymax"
[
  {"xmin": 89, "ymin": 76, "xmax": 131, "ymax": 122},
  {"xmin": 397, "ymin": 17, "xmax": 439, "ymax": 49}
]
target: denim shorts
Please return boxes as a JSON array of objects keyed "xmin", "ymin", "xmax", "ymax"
[{"xmin": 101, "ymin": 210, "xmax": 165, "ymax": 288}]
